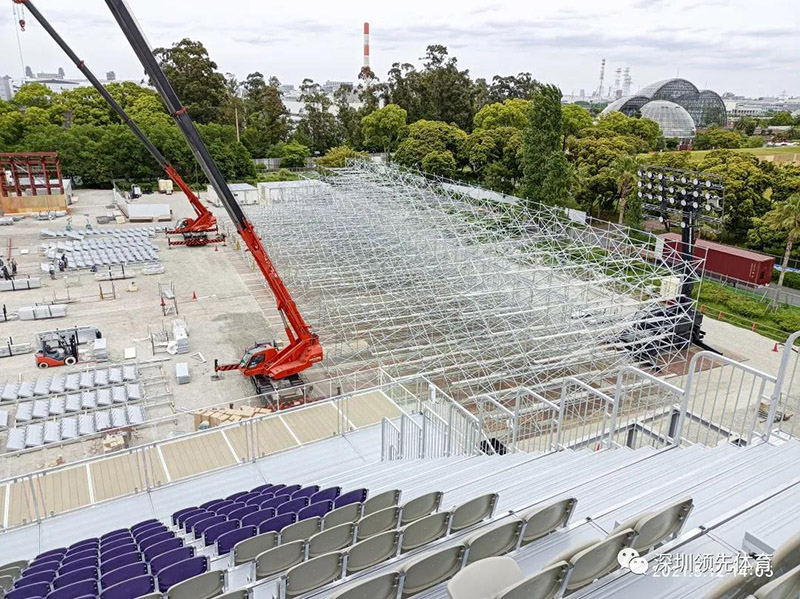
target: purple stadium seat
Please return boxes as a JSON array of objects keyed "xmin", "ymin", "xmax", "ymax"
[
  {"xmin": 280, "ymin": 485, "xmax": 302, "ymax": 496},
  {"xmin": 67, "ymin": 539, "xmax": 98, "ymax": 553},
  {"xmin": 58, "ymin": 557, "xmax": 98, "ymax": 575},
  {"xmin": 100, "ymin": 529, "xmax": 130, "ymax": 543},
  {"xmin": 291, "ymin": 485, "xmax": 320, "ymax": 500},
  {"xmin": 203, "ymin": 521, "xmax": 239, "ymax": 546},
  {"xmin": 143, "ymin": 538, "xmax": 183, "ymax": 563},
  {"xmin": 99, "ymin": 574, "xmax": 154, "ymax": 599},
  {"xmin": 225, "ymin": 491, "xmax": 248, "ymax": 502},
  {"xmin": 16, "ymin": 570, "xmax": 56, "ymax": 587},
  {"xmin": 250, "ymin": 483, "xmax": 273, "ymax": 493},
  {"xmin": 177, "ymin": 508, "xmax": 206, "ymax": 529},
  {"xmin": 227, "ymin": 505, "xmax": 259, "ymax": 521},
  {"xmin": 236, "ymin": 492, "xmax": 261, "ymax": 505},
  {"xmin": 216, "ymin": 526, "xmax": 257, "ymax": 555},
  {"xmin": 27, "ymin": 556, "xmax": 61, "ymax": 571},
  {"xmin": 259, "ymin": 496, "xmax": 288, "ymax": 511},
  {"xmin": 46, "ymin": 578, "xmax": 98, "ymax": 599},
  {"xmin": 37, "ymin": 548, "xmax": 67, "ymax": 561},
  {"xmin": 258, "ymin": 513, "xmax": 296, "ymax": 535},
  {"xmin": 215, "ymin": 503, "xmax": 245, "ymax": 518},
  {"xmin": 61, "ymin": 550, "xmax": 97, "ymax": 567},
  {"xmin": 132, "ymin": 524, "xmax": 167, "ymax": 543},
  {"xmin": 171, "ymin": 506, "xmax": 198, "ymax": 526},
  {"xmin": 183, "ymin": 511, "xmax": 213, "ymax": 533},
  {"xmin": 193, "ymin": 516, "xmax": 226, "ymax": 540},
  {"xmin": 100, "ymin": 537, "xmax": 136, "ymax": 556},
  {"xmin": 149, "ymin": 547, "xmax": 194, "ymax": 576},
  {"xmin": 310, "ymin": 487, "xmax": 341, "ymax": 504},
  {"xmin": 209, "ymin": 500, "xmax": 236, "ymax": 515},
  {"xmin": 156, "ymin": 556, "xmax": 208, "ymax": 593},
  {"xmin": 277, "ymin": 497, "xmax": 309, "ymax": 515},
  {"xmin": 7, "ymin": 582, "xmax": 51, "ymax": 599},
  {"xmin": 99, "ymin": 562, "xmax": 147, "ymax": 590},
  {"xmin": 138, "ymin": 531, "xmax": 175, "ymax": 552},
  {"xmin": 246, "ymin": 492, "xmax": 272, "ymax": 506},
  {"xmin": 52, "ymin": 567, "xmax": 97, "ymax": 589},
  {"xmin": 100, "ymin": 552, "xmax": 142, "ymax": 576},
  {"xmin": 298, "ymin": 500, "xmax": 333, "ymax": 521},
  {"xmin": 334, "ymin": 489, "xmax": 368, "ymax": 508},
  {"xmin": 21, "ymin": 563, "xmax": 58, "ymax": 578},
  {"xmin": 240, "ymin": 508, "xmax": 276, "ymax": 529},
  {"xmin": 268, "ymin": 484, "xmax": 287, "ymax": 494},
  {"xmin": 100, "ymin": 544, "xmax": 136, "ymax": 564},
  {"xmin": 130, "ymin": 519, "xmax": 159, "ymax": 534},
  {"xmin": 198, "ymin": 498, "xmax": 225, "ymax": 510}
]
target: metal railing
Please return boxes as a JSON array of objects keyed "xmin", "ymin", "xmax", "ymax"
[{"xmin": 772, "ymin": 330, "xmax": 800, "ymax": 440}]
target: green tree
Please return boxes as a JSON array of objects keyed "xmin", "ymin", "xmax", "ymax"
[
  {"xmin": 521, "ymin": 84, "xmax": 569, "ymax": 207},
  {"xmin": 12, "ymin": 83, "xmax": 53, "ymax": 109},
  {"xmin": 762, "ymin": 195, "xmax": 800, "ymax": 289},
  {"xmin": 769, "ymin": 111, "xmax": 794, "ymax": 126},
  {"xmin": 333, "ymin": 84, "xmax": 362, "ymax": 148},
  {"xmin": 278, "ymin": 141, "xmax": 311, "ymax": 168},
  {"xmin": 361, "ymin": 104, "xmax": 408, "ymax": 153},
  {"xmin": 487, "ymin": 73, "xmax": 540, "ymax": 103},
  {"xmin": 693, "ymin": 126, "xmax": 744, "ymax": 150},
  {"xmin": 464, "ymin": 126, "xmax": 522, "ymax": 193},
  {"xmin": 422, "ymin": 150, "xmax": 456, "ymax": 177},
  {"xmin": 596, "ymin": 112, "xmax": 661, "ymax": 151},
  {"xmin": 240, "ymin": 72, "xmax": 289, "ymax": 158},
  {"xmin": 394, "ymin": 120, "xmax": 467, "ymax": 171},
  {"xmin": 473, "ymin": 99, "xmax": 530, "ymax": 130},
  {"xmin": 609, "ymin": 155, "xmax": 640, "ymax": 225},
  {"xmin": 296, "ymin": 79, "xmax": 342, "ymax": 154},
  {"xmin": 734, "ymin": 116, "xmax": 758, "ymax": 135},
  {"xmin": 317, "ymin": 146, "xmax": 369, "ymax": 168},
  {"xmin": 153, "ymin": 38, "xmax": 227, "ymax": 124},
  {"xmin": 561, "ymin": 104, "xmax": 593, "ymax": 142}
]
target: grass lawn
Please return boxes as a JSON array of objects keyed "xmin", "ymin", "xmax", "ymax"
[{"xmin": 640, "ymin": 146, "xmax": 800, "ymax": 164}]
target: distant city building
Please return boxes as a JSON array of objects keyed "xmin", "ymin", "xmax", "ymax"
[
  {"xmin": 601, "ymin": 78, "xmax": 727, "ymax": 139},
  {"xmin": 725, "ymin": 97, "xmax": 800, "ymax": 117},
  {"xmin": 0, "ymin": 76, "xmax": 12, "ymax": 101},
  {"xmin": 322, "ymin": 80, "xmax": 353, "ymax": 94},
  {"xmin": 106, "ymin": 71, "xmax": 116, "ymax": 81}
]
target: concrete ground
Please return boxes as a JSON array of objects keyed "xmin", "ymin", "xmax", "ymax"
[{"xmin": 0, "ymin": 189, "xmax": 331, "ymax": 472}]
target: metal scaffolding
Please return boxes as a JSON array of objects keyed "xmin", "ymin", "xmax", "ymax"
[{"xmin": 238, "ymin": 161, "xmax": 704, "ymax": 402}]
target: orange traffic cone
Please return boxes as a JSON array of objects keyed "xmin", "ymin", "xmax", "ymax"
[
  {"xmin": 773, "ymin": 343, "xmax": 780, "ymax": 352},
  {"xmin": 192, "ymin": 291, "xmax": 197, "ymax": 301}
]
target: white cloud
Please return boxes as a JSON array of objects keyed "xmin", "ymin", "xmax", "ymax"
[{"xmin": 1, "ymin": 0, "xmax": 797, "ymax": 97}]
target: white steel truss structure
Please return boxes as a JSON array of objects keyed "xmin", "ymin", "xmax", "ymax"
[{"xmin": 239, "ymin": 161, "xmax": 704, "ymax": 402}]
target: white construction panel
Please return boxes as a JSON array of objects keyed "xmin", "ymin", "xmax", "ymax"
[
  {"xmin": 17, "ymin": 382, "xmax": 35, "ymax": 398},
  {"xmin": 34, "ymin": 378, "xmax": 51, "ymax": 396},
  {"xmin": 94, "ymin": 411, "xmax": 111, "ymax": 431},
  {"xmin": 6, "ymin": 428, "xmax": 25, "ymax": 451},
  {"xmin": 1, "ymin": 384, "xmax": 19, "ymax": 402},
  {"xmin": 0, "ymin": 409, "xmax": 8, "ymax": 428},
  {"xmin": 32, "ymin": 400, "xmax": 50, "ymax": 419},
  {"xmin": 44, "ymin": 421, "xmax": 61, "ymax": 444},
  {"xmin": 111, "ymin": 386, "xmax": 127, "ymax": 403},
  {"xmin": 49, "ymin": 397, "xmax": 66, "ymax": 416},
  {"xmin": 25, "ymin": 423, "xmax": 44, "ymax": 447},
  {"xmin": 78, "ymin": 414, "xmax": 95, "ymax": 435},
  {"xmin": 127, "ymin": 405, "xmax": 145, "ymax": 425},
  {"xmin": 64, "ymin": 374, "xmax": 80, "ymax": 391},
  {"xmin": 65, "ymin": 394, "xmax": 81, "ymax": 412},
  {"xmin": 81, "ymin": 390, "xmax": 97, "ymax": 410},
  {"xmin": 97, "ymin": 389, "xmax": 112, "ymax": 407},
  {"xmin": 15, "ymin": 403, "xmax": 34, "ymax": 422},
  {"xmin": 126, "ymin": 383, "xmax": 142, "ymax": 401},
  {"xmin": 110, "ymin": 408, "xmax": 128, "ymax": 428},
  {"xmin": 61, "ymin": 416, "xmax": 78, "ymax": 440}
]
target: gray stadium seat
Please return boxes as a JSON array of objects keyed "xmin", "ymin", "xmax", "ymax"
[
  {"xmin": 217, "ymin": 591, "xmax": 250, "ymax": 599},
  {"xmin": 401, "ymin": 511, "xmax": 451, "ymax": 553},
  {"xmin": 280, "ymin": 517, "xmax": 321, "ymax": 544},
  {"xmin": 329, "ymin": 571, "xmax": 401, "ymax": 599},
  {"xmin": 494, "ymin": 561, "xmax": 570, "ymax": 599},
  {"xmin": 754, "ymin": 563, "xmax": 800, "ymax": 599},
  {"xmin": 282, "ymin": 551, "xmax": 344, "ymax": 598},
  {"xmin": 255, "ymin": 540, "xmax": 306, "ymax": 580},
  {"xmin": 401, "ymin": 491, "xmax": 443, "ymax": 525},
  {"xmin": 705, "ymin": 534, "xmax": 800, "ymax": 599},
  {"xmin": 464, "ymin": 520, "xmax": 525, "ymax": 564},
  {"xmin": 308, "ymin": 522, "xmax": 356, "ymax": 558},
  {"xmin": 165, "ymin": 570, "xmax": 224, "ymax": 599},
  {"xmin": 346, "ymin": 530, "xmax": 401, "ymax": 574},
  {"xmin": 323, "ymin": 503, "xmax": 362, "ymax": 530},
  {"xmin": 545, "ymin": 528, "xmax": 635, "ymax": 592},
  {"xmin": 612, "ymin": 497, "xmax": 693, "ymax": 552},
  {"xmin": 518, "ymin": 497, "xmax": 576, "ymax": 546},
  {"xmin": 450, "ymin": 493, "xmax": 499, "ymax": 532},
  {"xmin": 446, "ymin": 556, "xmax": 522, "ymax": 599},
  {"xmin": 356, "ymin": 506, "xmax": 401, "ymax": 541},
  {"xmin": 0, "ymin": 574, "xmax": 15, "ymax": 591},
  {"xmin": 363, "ymin": 489, "xmax": 401, "ymax": 516},
  {"xmin": 400, "ymin": 544, "xmax": 467, "ymax": 597},
  {"xmin": 233, "ymin": 531, "xmax": 278, "ymax": 566}
]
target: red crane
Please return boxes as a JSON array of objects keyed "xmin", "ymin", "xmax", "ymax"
[
  {"xmin": 18, "ymin": 0, "xmax": 323, "ymax": 393},
  {"xmin": 13, "ymin": 0, "xmax": 224, "ymax": 248}
]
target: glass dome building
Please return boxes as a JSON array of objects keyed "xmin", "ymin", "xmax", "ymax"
[
  {"xmin": 600, "ymin": 78, "xmax": 727, "ymax": 136},
  {"xmin": 639, "ymin": 101, "xmax": 696, "ymax": 139}
]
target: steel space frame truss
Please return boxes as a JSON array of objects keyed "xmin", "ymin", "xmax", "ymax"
[{"xmin": 240, "ymin": 161, "xmax": 703, "ymax": 401}]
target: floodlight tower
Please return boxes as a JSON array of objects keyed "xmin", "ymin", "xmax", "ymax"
[{"xmin": 596, "ymin": 59, "xmax": 606, "ymax": 98}]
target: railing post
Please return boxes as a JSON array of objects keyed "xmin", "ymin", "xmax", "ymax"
[
  {"xmin": 421, "ymin": 414, "xmax": 427, "ymax": 459},
  {"xmin": 512, "ymin": 389, "xmax": 520, "ymax": 452},
  {"xmin": 556, "ymin": 383, "xmax": 567, "ymax": 449},
  {"xmin": 764, "ymin": 331, "xmax": 800, "ymax": 442},
  {"xmin": 381, "ymin": 418, "xmax": 386, "ymax": 462},
  {"xmin": 399, "ymin": 414, "xmax": 406, "ymax": 460},
  {"xmin": 606, "ymin": 393, "xmax": 619, "ymax": 450},
  {"xmin": 446, "ymin": 405, "xmax": 453, "ymax": 457}
]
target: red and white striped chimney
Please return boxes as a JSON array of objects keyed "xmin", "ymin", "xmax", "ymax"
[{"xmin": 363, "ymin": 22, "xmax": 370, "ymax": 69}]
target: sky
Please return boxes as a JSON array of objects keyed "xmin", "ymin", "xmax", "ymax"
[{"xmin": 1, "ymin": 0, "xmax": 798, "ymax": 98}]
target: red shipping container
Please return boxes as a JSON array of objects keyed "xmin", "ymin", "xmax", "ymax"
[{"xmin": 660, "ymin": 233, "xmax": 774, "ymax": 285}]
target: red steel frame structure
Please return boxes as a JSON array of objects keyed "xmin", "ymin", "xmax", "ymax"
[{"xmin": 0, "ymin": 152, "xmax": 65, "ymax": 197}]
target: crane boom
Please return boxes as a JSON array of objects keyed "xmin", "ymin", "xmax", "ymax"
[
  {"xmin": 12, "ymin": 0, "xmax": 221, "ymax": 244},
  {"xmin": 103, "ymin": 0, "xmax": 322, "ymax": 382}
]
